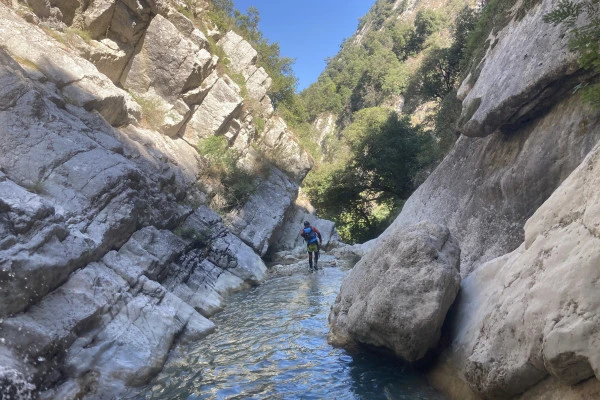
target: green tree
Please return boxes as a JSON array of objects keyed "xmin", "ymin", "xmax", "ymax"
[{"xmin": 305, "ymin": 108, "xmax": 436, "ymax": 242}]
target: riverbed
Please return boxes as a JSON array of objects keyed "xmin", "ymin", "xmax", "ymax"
[{"xmin": 130, "ymin": 264, "xmax": 446, "ymax": 399}]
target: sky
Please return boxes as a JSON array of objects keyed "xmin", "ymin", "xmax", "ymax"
[{"xmin": 232, "ymin": 0, "xmax": 375, "ymax": 92}]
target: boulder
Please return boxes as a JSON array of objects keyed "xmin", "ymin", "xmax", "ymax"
[
  {"xmin": 217, "ymin": 30, "xmax": 258, "ymax": 78},
  {"xmin": 181, "ymin": 77, "xmax": 243, "ymax": 146},
  {"xmin": 261, "ymin": 116, "xmax": 313, "ymax": 181},
  {"xmin": 122, "ymin": 14, "xmax": 214, "ymax": 102},
  {"xmin": 458, "ymin": 0, "xmax": 587, "ymax": 137},
  {"xmin": 246, "ymin": 66, "xmax": 272, "ymax": 101},
  {"xmin": 225, "ymin": 167, "xmax": 299, "ymax": 256},
  {"xmin": 181, "ymin": 206, "xmax": 267, "ymax": 284},
  {"xmin": 328, "ymin": 221, "xmax": 461, "ymax": 362}
]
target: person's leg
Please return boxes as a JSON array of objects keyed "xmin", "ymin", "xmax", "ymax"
[{"xmin": 308, "ymin": 250, "xmax": 313, "ymax": 270}]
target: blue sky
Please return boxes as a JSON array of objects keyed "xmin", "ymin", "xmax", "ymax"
[{"xmin": 232, "ymin": 0, "xmax": 374, "ymax": 92}]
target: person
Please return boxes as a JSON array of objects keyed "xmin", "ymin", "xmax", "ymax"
[{"xmin": 300, "ymin": 221, "xmax": 322, "ymax": 272}]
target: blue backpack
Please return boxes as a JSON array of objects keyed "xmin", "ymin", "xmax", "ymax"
[{"xmin": 303, "ymin": 227, "xmax": 318, "ymax": 244}]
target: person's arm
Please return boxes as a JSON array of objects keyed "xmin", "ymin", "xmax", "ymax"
[{"xmin": 313, "ymin": 227, "xmax": 322, "ymax": 244}]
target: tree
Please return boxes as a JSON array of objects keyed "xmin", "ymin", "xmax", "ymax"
[{"xmin": 305, "ymin": 108, "xmax": 436, "ymax": 242}]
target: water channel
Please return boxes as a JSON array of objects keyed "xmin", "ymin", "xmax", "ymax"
[{"xmin": 131, "ymin": 264, "xmax": 446, "ymax": 399}]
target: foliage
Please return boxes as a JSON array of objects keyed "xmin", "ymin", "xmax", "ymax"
[
  {"xmin": 208, "ymin": 1, "xmax": 297, "ymax": 109},
  {"xmin": 128, "ymin": 92, "xmax": 164, "ymax": 128},
  {"xmin": 544, "ymin": 0, "xmax": 600, "ymax": 107},
  {"xmin": 197, "ymin": 136, "xmax": 258, "ymax": 212},
  {"xmin": 304, "ymin": 108, "xmax": 436, "ymax": 243}
]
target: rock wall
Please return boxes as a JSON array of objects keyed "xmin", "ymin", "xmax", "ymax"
[
  {"xmin": 0, "ymin": 0, "xmax": 317, "ymax": 397},
  {"xmin": 329, "ymin": 0, "xmax": 600, "ymax": 398}
]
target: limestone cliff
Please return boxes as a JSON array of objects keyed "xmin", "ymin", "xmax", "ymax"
[
  {"xmin": 329, "ymin": 0, "xmax": 600, "ymax": 398},
  {"xmin": 0, "ymin": 0, "xmax": 315, "ymax": 397}
]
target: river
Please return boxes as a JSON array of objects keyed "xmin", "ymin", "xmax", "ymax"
[{"xmin": 129, "ymin": 264, "xmax": 446, "ymax": 399}]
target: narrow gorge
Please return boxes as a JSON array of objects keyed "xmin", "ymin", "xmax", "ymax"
[{"xmin": 1, "ymin": 0, "xmax": 599, "ymax": 399}]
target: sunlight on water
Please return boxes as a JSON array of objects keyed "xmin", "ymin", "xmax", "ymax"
[{"xmin": 130, "ymin": 267, "xmax": 446, "ymax": 400}]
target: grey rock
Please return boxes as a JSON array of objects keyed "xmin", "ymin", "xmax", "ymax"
[
  {"xmin": 383, "ymin": 93, "xmax": 600, "ymax": 277},
  {"xmin": 261, "ymin": 116, "xmax": 313, "ymax": 181},
  {"xmin": 438, "ymin": 140, "xmax": 600, "ymax": 399},
  {"xmin": 225, "ymin": 167, "xmax": 299, "ymax": 256},
  {"xmin": 217, "ymin": 31, "xmax": 257, "ymax": 78},
  {"xmin": 122, "ymin": 14, "xmax": 214, "ymax": 102},
  {"xmin": 328, "ymin": 221, "xmax": 461, "ymax": 362},
  {"xmin": 182, "ymin": 206, "xmax": 267, "ymax": 283},
  {"xmin": 181, "ymin": 77, "xmax": 243, "ymax": 145},
  {"xmin": 458, "ymin": 0, "xmax": 586, "ymax": 137},
  {"xmin": 0, "ymin": 9, "xmax": 137, "ymax": 126}
]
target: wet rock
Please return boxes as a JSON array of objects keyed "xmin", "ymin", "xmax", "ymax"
[{"xmin": 328, "ymin": 221, "xmax": 461, "ymax": 362}]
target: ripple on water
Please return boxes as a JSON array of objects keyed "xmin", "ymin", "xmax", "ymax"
[{"xmin": 129, "ymin": 267, "xmax": 446, "ymax": 400}]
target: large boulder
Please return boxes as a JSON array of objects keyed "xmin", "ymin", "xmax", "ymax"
[
  {"xmin": 181, "ymin": 77, "xmax": 243, "ymax": 145},
  {"xmin": 328, "ymin": 221, "xmax": 461, "ymax": 362},
  {"xmin": 261, "ymin": 116, "xmax": 313, "ymax": 181},
  {"xmin": 225, "ymin": 167, "xmax": 299, "ymax": 256},
  {"xmin": 458, "ymin": 0, "xmax": 588, "ymax": 137},
  {"xmin": 121, "ymin": 14, "xmax": 214, "ymax": 102},
  {"xmin": 430, "ymin": 140, "xmax": 600, "ymax": 399}
]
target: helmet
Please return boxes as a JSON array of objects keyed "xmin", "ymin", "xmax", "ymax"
[{"xmin": 303, "ymin": 221, "xmax": 310, "ymax": 227}]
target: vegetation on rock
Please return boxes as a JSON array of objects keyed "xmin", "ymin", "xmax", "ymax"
[
  {"xmin": 296, "ymin": 0, "xmax": 480, "ymax": 242},
  {"xmin": 544, "ymin": 0, "xmax": 600, "ymax": 108}
]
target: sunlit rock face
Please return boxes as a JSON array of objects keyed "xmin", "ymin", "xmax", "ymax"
[
  {"xmin": 457, "ymin": 0, "xmax": 589, "ymax": 138},
  {"xmin": 348, "ymin": 0, "xmax": 600, "ymax": 398},
  {"xmin": 328, "ymin": 221, "xmax": 461, "ymax": 362},
  {"xmin": 0, "ymin": 0, "xmax": 311, "ymax": 396}
]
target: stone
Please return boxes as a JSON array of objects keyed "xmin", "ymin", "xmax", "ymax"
[
  {"xmin": 225, "ymin": 167, "xmax": 299, "ymax": 256},
  {"xmin": 181, "ymin": 77, "xmax": 243, "ymax": 145},
  {"xmin": 80, "ymin": 38, "xmax": 130, "ymax": 84},
  {"xmin": 246, "ymin": 66, "xmax": 272, "ymax": 101},
  {"xmin": 328, "ymin": 221, "xmax": 461, "ymax": 362},
  {"xmin": 122, "ymin": 14, "xmax": 214, "ymax": 102},
  {"xmin": 381, "ymin": 93, "xmax": 600, "ymax": 277},
  {"xmin": 0, "ymin": 8, "xmax": 137, "ymax": 126},
  {"xmin": 182, "ymin": 206, "xmax": 267, "ymax": 283},
  {"xmin": 428, "ymin": 142, "xmax": 600, "ymax": 399},
  {"xmin": 261, "ymin": 116, "xmax": 313, "ymax": 181},
  {"xmin": 458, "ymin": 0, "xmax": 586, "ymax": 137},
  {"xmin": 81, "ymin": 0, "xmax": 116, "ymax": 39},
  {"xmin": 217, "ymin": 30, "xmax": 257, "ymax": 78}
]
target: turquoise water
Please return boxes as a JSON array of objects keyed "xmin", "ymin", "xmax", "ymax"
[{"xmin": 132, "ymin": 267, "xmax": 446, "ymax": 400}]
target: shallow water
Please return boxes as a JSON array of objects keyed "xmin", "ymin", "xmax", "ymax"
[{"xmin": 131, "ymin": 267, "xmax": 446, "ymax": 400}]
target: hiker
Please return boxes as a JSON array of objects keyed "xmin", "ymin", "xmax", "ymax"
[{"xmin": 300, "ymin": 221, "xmax": 322, "ymax": 272}]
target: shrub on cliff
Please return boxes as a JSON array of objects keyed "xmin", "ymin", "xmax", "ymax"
[{"xmin": 544, "ymin": 0, "xmax": 600, "ymax": 108}]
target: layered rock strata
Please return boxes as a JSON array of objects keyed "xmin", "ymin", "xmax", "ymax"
[{"xmin": 0, "ymin": 0, "xmax": 316, "ymax": 397}]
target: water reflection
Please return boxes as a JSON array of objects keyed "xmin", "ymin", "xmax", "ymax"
[{"xmin": 129, "ymin": 268, "xmax": 445, "ymax": 400}]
